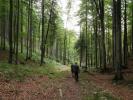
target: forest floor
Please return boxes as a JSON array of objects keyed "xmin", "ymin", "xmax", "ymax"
[
  {"xmin": 0, "ymin": 69, "xmax": 118, "ymax": 100},
  {"xmin": 0, "ymin": 65, "xmax": 133, "ymax": 100},
  {"xmin": 0, "ymin": 50, "xmax": 133, "ymax": 100}
]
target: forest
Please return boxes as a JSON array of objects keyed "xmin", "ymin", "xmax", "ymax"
[{"xmin": 0, "ymin": 0, "xmax": 133, "ymax": 100}]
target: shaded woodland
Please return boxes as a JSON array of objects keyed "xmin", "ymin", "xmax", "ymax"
[
  {"xmin": 0, "ymin": 0, "xmax": 78, "ymax": 65},
  {"xmin": 76, "ymin": 0, "xmax": 133, "ymax": 80},
  {"xmin": 0, "ymin": 0, "xmax": 133, "ymax": 99}
]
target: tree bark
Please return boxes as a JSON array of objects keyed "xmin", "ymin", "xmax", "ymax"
[
  {"xmin": 123, "ymin": 0, "xmax": 128, "ymax": 67},
  {"xmin": 9, "ymin": 0, "xmax": 13, "ymax": 63},
  {"xmin": 41, "ymin": 0, "xmax": 45, "ymax": 65},
  {"xmin": 113, "ymin": 0, "xmax": 123, "ymax": 80}
]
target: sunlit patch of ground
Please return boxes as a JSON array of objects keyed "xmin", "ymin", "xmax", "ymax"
[{"xmin": 55, "ymin": 65, "xmax": 70, "ymax": 72}]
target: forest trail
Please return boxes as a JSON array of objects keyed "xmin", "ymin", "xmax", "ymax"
[
  {"xmin": 0, "ymin": 68, "xmax": 111, "ymax": 100},
  {"xmin": 0, "ymin": 71, "xmax": 81, "ymax": 100},
  {"xmin": 0, "ymin": 0, "xmax": 133, "ymax": 99},
  {"xmin": 0, "ymin": 63, "xmax": 133, "ymax": 100}
]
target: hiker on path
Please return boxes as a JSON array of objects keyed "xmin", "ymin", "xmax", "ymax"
[{"xmin": 71, "ymin": 62, "xmax": 80, "ymax": 82}]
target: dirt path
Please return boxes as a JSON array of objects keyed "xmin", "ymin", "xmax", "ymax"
[
  {"xmin": 0, "ymin": 70, "xmax": 132, "ymax": 100},
  {"xmin": 0, "ymin": 71, "xmax": 116, "ymax": 100},
  {"xmin": 0, "ymin": 72, "xmax": 81, "ymax": 100},
  {"xmin": 0, "ymin": 75, "xmax": 98, "ymax": 100}
]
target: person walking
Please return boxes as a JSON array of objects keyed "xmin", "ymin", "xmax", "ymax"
[{"xmin": 71, "ymin": 62, "xmax": 80, "ymax": 82}]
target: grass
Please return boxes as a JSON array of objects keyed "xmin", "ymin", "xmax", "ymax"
[
  {"xmin": 84, "ymin": 92, "xmax": 119, "ymax": 100},
  {"xmin": 0, "ymin": 49, "xmax": 69, "ymax": 81},
  {"xmin": 0, "ymin": 60, "xmax": 69, "ymax": 81}
]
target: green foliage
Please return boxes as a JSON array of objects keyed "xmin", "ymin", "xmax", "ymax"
[
  {"xmin": 84, "ymin": 91, "xmax": 119, "ymax": 100},
  {"xmin": 0, "ymin": 60, "xmax": 67, "ymax": 81},
  {"xmin": 0, "ymin": 0, "xmax": 78, "ymax": 65}
]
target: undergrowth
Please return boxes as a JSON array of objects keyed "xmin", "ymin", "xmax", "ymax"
[{"xmin": 0, "ymin": 60, "xmax": 68, "ymax": 81}]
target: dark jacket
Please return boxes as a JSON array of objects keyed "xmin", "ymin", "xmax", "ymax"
[{"xmin": 71, "ymin": 64, "xmax": 79, "ymax": 73}]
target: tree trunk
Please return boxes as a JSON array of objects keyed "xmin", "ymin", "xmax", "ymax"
[
  {"xmin": 2, "ymin": 0, "xmax": 6, "ymax": 50},
  {"xmin": 131, "ymin": 0, "xmax": 133, "ymax": 55},
  {"xmin": 100, "ymin": 0, "xmax": 106, "ymax": 72},
  {"xmin": 26, "ymin": 0, "xmax": 30, "ymax": 60},
  {"xmin": 29, "ymin": 0, "xmax": 33, "ymax": 59},
  {"xmin": 113, "ymin": 0, "xmax": 123, "ymax": 80},
  {"xmin": 41, "ymin": 0, "xmax": 45, "ymax": 65},
  {"xmin": 20, "ymin": 1, "xmax": 23, "ymax": 53},
  {"xmin": 85, "ymin": 0, "xmax": 88, "ymax": 71},
  {"xmin": 15, "ymin": 0, "xmax": 20, "ymax": 64},
  {"xmin": 94, "ymin": 15, "xmax": 98, "ymax": 68},
  {"xmin": 8, "ymin": 0, "xmax": 13, "ymax": 63},
  {"xmin": 123, "ymin": 0, "xmax": 128, "ymax": 67}
]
